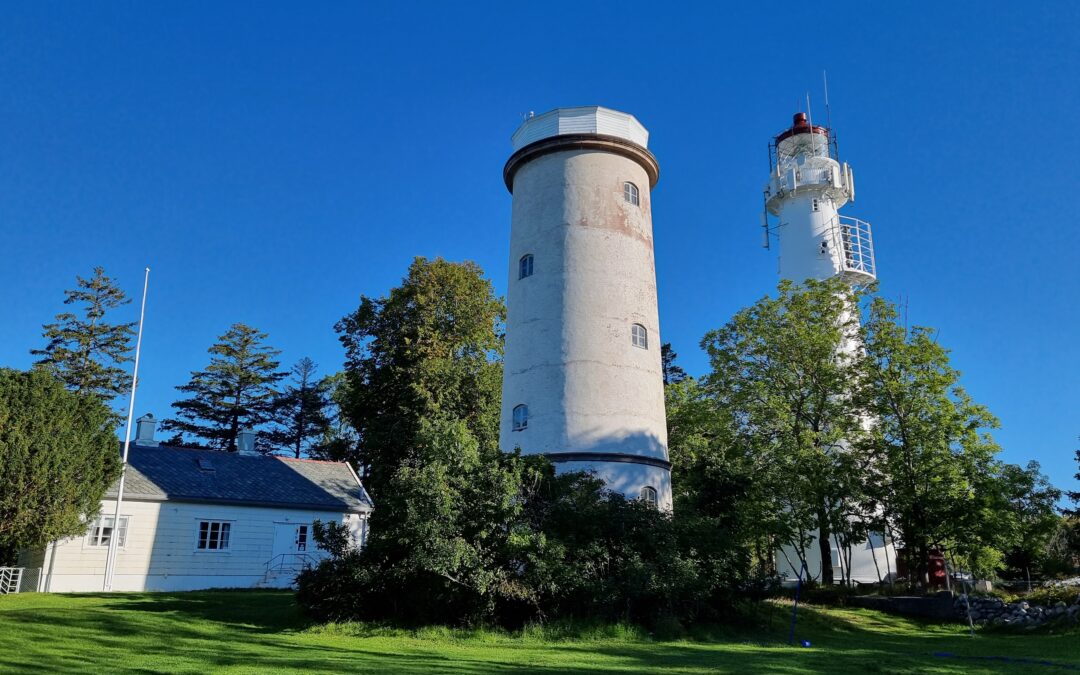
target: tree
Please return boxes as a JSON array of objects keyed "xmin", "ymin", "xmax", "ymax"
[
  {"xmin": 335, "ymin": 256, "xmax": 505, "ymax": 498},
  {"xmin": 700, "ymin": 279, "xmax": 867, "ymax": 585},
  {"xmin": 267, "ymin": 358, "xmax": 334, "ymax": 458},
  {"xmin": 32, "ymin": 267, "xmax": 135, "ymax": 402},
  {"xmin": 988, "ymin": 461, "xmax": 1061, "ymax": 581},
  {"xmin": 661, "ymin": 343, "xmax": 688, "ymax": 385},
  {"xmin": 1067, "ymin": 445, "xmax": 1080, "ymax": 516},
  {"xmin": 162, "ymin": 323, "xmax": 285, "ymax": 451},
  {"xmin": 0, "ymin": 368, "xmax": 121, "ymax": 563},
  {"xmin": 858, "ymin": 297, "xmax": 1003, "ymax": 583}
]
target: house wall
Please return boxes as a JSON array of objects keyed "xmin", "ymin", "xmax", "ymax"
[{"xmin": 31, "ymin": 499, "xmax": 368, "ymax": 593}]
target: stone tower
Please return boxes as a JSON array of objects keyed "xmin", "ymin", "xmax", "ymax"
[{"xmin": 500, "ymin": 106, "xmax": 671, "ymax": 509}]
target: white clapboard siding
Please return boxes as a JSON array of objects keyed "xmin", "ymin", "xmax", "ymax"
[{"xmin": 33, "ymin": 499, "xmax": 367, "ymax": 592}]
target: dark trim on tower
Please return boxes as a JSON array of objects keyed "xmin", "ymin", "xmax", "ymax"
[
  {"xmin": 543, "ymin": 452, "xmax": 672, "ymax": 471},
  {"xmin": 503, "ymin": 134, "xmax": 660, "ymax": 193}
]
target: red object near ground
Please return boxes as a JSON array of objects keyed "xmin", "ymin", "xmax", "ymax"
[{"xmin": 928, "ymin": 549, "xmax": 947, "ymax": 587}]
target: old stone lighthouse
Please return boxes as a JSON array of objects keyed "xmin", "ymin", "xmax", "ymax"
[{"xmin": 499, "ymin": 107, "xmax": 672, "ymax": 510}]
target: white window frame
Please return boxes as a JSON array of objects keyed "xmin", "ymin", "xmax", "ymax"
[
  {"xmin": 623, "ymin": 182, "xmax": 640, "ymax": 206},
  {"xmin": 640, "ymin": 486, "xmax": 658, "ymax": 507},
  {"xmin": 85, "ymin": 515, "xmax": 130, "ymax": 549},
  {"xmin": 195, "ymin": 519, "xmax": 233, "ymax": 552},
  {"xmin": 631, "ymin": 323, "xmax": 648, "ymax": 349},
  {"xmin": 512, "ymin": 404, "xmax": 528, "ymax": 431},
  {"xmin": 295, "ymin": 524, "xmax": 309, "ymax": 552},
  {"xmin": 519, "ymin": 254, "xmax": 534, "ymax": 280}
]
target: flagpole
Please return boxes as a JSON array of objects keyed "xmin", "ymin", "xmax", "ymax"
[{"xmin": 103, "ymin": 267, "xmax": 150, "ymax": 592}]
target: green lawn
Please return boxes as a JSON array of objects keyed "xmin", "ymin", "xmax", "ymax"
[{"xmin": 0, "ymin": 591, "xmax": 1076, "ymax": 674}]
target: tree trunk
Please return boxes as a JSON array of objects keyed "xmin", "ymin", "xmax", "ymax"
[{"xmin": 818, "ymin": 508, "xmax": 834, "ymax": 586}]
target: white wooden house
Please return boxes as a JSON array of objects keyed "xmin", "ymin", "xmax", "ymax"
[{"xmin": 18, "ymin": 417, "xmax": 373, "ymax": 592}]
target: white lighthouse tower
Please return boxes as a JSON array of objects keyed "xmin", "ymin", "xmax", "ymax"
[
  {"xmin": 763, "ymin": 112, "xmax": 876, "ymax": 286},
  {"xmin": 500, "ymin": 106, "xmax": 672, "ymax": 510},
  {"xmin": 764, "ymin": 111, "xmax": 897, "ymax": 584}
]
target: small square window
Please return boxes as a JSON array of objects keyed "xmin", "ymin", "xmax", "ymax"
[
  {"xmin": 86, "ymin": 516, "xmax": 129, "ymax": 548},
  {"xmin": 197, "ymin": 520, "xmax": 232, "ymax": 551}
]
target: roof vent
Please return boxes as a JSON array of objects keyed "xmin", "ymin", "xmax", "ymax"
[{"xmin": 197, "ymin": 458, "xmax": 215, "ymax": 472}]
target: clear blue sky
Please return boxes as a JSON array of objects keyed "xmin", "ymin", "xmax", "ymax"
[{"xmin": 2, "ymin": 3, "xmax": 1077, "ymax": 495}]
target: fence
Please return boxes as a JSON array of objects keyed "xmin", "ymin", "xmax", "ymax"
[{"xmin": 0, "ymin": 567, "xmax": 43, "ymax": 593}]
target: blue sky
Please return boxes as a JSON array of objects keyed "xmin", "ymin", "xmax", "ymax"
[{"xmin": 1, "ymin": 2, "xmax": 1077, "ymax": 495}]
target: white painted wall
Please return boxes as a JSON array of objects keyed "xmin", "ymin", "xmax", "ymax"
[
  {"xmin": 26, "ymin": 499, "xmax": 368, "ymax": 593},
  {"xmin": 776, "ymin": 532, "xmax": 899, "ymax": 585},
  {"xmin": 502, "ymin": 108, "xmax": 671, "ymax": 509}
]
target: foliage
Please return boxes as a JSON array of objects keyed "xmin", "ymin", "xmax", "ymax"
[
  {"xmin": 266, "ymin": 358, "xmax": 334, "ymax": 458},
  {"xmin": 162, "ymin": 323, "xmax": 285, "ymax": 451},
  {"xmin": 31, "ymin": 266, "xmax": 135, "ymax": 403},
  {"xmin": 0, "ymin": 368, "xmax": 120, "ymax": 563},
  {"xmin": 660, "ymin": 343, "xmax": 687, "ymax": 385},
  {"xmin": 334, "ymin": 256, "xmax": 504, "ymax": 499},
  {"xmin": 699, "ymin": 279, "xmax": 867, "ymax": 585},
  {"xmin": 857, "ymin": 297, "xmax": 1007, "ymax": 581},
  {"xmin": 1024, "ymin": 584, "xmax": 1080, "ymax": 607},
  {"xmin": 1068, "ymin": 446, "xmax": 1080, "ymax": 516}
]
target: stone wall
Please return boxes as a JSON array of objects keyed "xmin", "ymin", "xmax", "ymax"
[{"xmin": 954, "ymin": 593, "xmax": 1080, "ymax": 629}]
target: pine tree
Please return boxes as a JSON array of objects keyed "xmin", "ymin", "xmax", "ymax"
[
  {"xmin": 661, "ymin": 342, "xmax": 688, "ymax": 385},
  {"xmin": 32, "ymin": 267, "xmax": 135, "ymax": 402},
  {"xmin": 267, "ymin": 358, "xmax": 334, "ymax": 458},
  {"xmin": 162, "ymin": 323, "xmax": 285, "ymax": 451}
]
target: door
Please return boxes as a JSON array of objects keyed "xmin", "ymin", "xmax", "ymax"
[{"xmin": 271, "ymin": 523, "xmax": 310, "ymax": 561}]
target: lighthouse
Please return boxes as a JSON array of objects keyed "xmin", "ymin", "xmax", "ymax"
[
  {"xmin": 764, "ymin": 111, "xmax": 894, "ymax": 584},
  {"xmin": 763, "ymin": 112, "xmax": 876, "ymax": 287},
  {"xmin": 500, "ymin": 106, "xmax": 672, "ymax": 510}
]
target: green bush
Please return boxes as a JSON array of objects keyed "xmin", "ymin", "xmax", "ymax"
[{"xmin": 1025, "ymin": 586, "xmax": 1080, "ymax": 607}]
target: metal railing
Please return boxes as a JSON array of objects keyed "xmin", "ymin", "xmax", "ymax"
[
  {"xmin": 0, "ymin": 567, "xmax": 24, "ymax": 594},
  {"xmin": 264, "ymin": 553, "xmax": 317, "ymax": 575},
  {"xmin": 833, "ymin": 215, "xmax": 877, "ymax": 282}
]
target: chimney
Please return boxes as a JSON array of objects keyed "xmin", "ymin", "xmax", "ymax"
[
  {"xmin": 134, "ymin": 413, "xmax": 158, "ymax": 446},
  {"xmin": 236, "ymin": 428, "xmax": 259, "ymax": 456}
]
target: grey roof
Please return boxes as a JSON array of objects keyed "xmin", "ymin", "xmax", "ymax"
[{"xmin": 107, "ymin": 444, "xmax": 373, "ymax": 513}]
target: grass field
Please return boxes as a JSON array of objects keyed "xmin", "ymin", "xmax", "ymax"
[{"xmin": 1, "ymin": 591, "xmax": 1077, "ymax": 674}]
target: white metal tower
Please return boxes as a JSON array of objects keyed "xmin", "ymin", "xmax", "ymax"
[{"xmin": 501, "ymin": 106, "xmax": 672, "ymax": 510}]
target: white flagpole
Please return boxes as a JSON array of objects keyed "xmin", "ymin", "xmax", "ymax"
[{"xmin": 103, "ymin": 267, "xmax": 150, "ymax": 591}]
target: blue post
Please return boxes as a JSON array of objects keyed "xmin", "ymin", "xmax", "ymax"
[{"xmin": 788, "ymin": 562, "xmax": 808, "ymax": 646}]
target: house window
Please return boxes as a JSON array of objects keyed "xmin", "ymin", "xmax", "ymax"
[
  {"xmin": 512, "ymin": 404, "xmax": 528, "ymax": 431},
  {"xmin": 624, "ymin": 182, "xmax": 639, "ymax": 206},
  {"xmin": 197, "ymin": 520, "xmax": 232, "ymax": 551},
  {"xmin": 296, "ymin": 525, "xmax": 309, "ymax": 552},
  {"xmin": 519, "ymin": 254, "xmax": 534, "ymax": 279},
  {"xmin": 631, "ymin": 323, "xmax": 648, "ymax": 349},
  {"xmin": 86, "ymin": 516, "xmax": 129, "ymax": 548},
  {"xmin": 640, "ymin": 486, "xmax": 658, "ymax": 507}
]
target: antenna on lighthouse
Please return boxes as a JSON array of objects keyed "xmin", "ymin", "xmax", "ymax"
[{"xmin": 823, "ymin": 70, "xmax": 832, "ymax": 131}]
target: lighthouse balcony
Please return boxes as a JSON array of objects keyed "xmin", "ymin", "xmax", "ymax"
[{"xmin": 832, "ymin": 215, "xmax": 877, "ymax": 284}]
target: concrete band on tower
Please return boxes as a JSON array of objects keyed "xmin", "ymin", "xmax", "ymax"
[{"xmin": 500, "ymin": 106, "xmax": 673, "ymax": 510}]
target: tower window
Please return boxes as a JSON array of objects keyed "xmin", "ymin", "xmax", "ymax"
[
  {"xmin": 623, "ymin": 182, "xmax": 639, "ymax": 206},
  {"xmin": 640, "ymin": 486, "xmax": 658, "ymax": 507},
  {"xmin": 512, "ymin": 404, "xmax": 528, "ymax": 431},
  {"xmin": 519, "ymin": 254, "xmax": 534, "ymax": 279},
  {"xmin": 812, "ymin": 198, "xmax": 820, "ymax": 212},
  {"xmin": 631, "ymin": 323, "xmax": 648, "ymax": 349}
]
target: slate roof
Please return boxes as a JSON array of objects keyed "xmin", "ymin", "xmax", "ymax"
[{"xmin": 106, "ymin": 444, "xmax": 373, "ymax": 513}]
